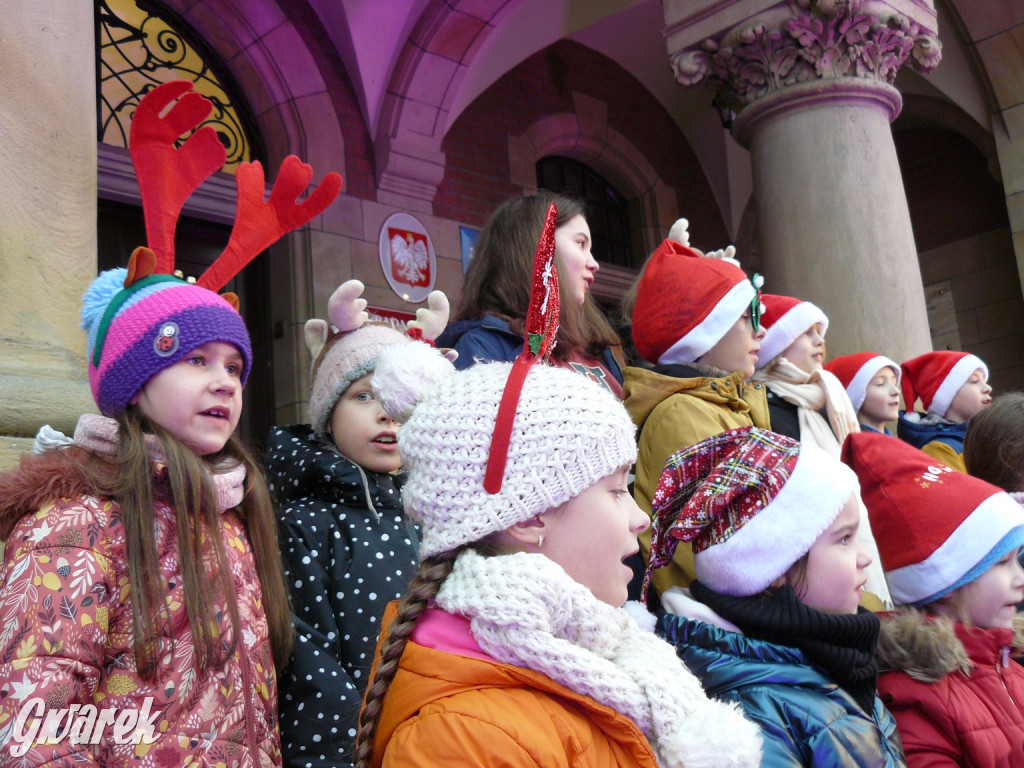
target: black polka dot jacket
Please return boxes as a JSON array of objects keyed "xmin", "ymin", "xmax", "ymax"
[{"xmin": 266, "ymin": 424, "xmax": 420, "ymax": 768}]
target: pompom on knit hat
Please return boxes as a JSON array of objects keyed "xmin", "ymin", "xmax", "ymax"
[
  {"xmin": 900, "ymin": 350, "xmax": 988, "ymax": 418},
  {"xmin": 755, "ymin": 293, "xmax": 829, "ymax": 369},
  {"xmin": 842, "ymin": 430, "xmax": 1024, "ymax": 606},
  {"xmin": 82, "ymin": 80, "xmax": 341, "ymax": 417},
  {"xmin": 373, "ymin": 351, "xmax": 637, "ymax": 559},
  {"xmin": 644, "ymin": 426, "xmax": 858, "ymax": 598},
  {"xmin": 823, "ymin": 352, "xmax": 901, "ymax": 412},
  {"xmin": 631, "ymin": 238, "xmax": 758, "ymax": 366},
  {"xmin": 305, "ymin": 280, "xmax": 452, "ymax": 436}
]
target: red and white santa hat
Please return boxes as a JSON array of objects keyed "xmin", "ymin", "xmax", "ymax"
[
  {"xmin": 644, "ymin": 426, "xmax": 858, "ymax": 598},
  {"xmin": 632, "ymin": 239, "xmax": 757, "ymax": 366},
  {"xmin": 900, "ymin": 351, "xmax": 988, "ymax": 418},
  {"xmin": 823, "ymin": 352, "xmax": 901, "ymax": 412},
  {"xmin": 842, "ymin": 430, "xmax": 1024, "ymax": 606},
  {"xmin": 755, "ymin": 294, "xmax": 829, "ymax": 369}
]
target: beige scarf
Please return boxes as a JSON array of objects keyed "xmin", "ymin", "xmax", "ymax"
[{"xmin": 754, "ymin": 359, "xmax": 859, "ymax": 456}]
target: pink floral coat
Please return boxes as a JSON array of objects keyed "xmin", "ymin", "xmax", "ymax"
[{"xmin": 0, "ymin": 425, "xmax": 280, "ymax": 767}]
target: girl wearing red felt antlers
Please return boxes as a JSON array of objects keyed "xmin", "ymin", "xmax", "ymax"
[{"xmin": 0, "ymin": 81, "xmax": 341, "ymax": 766}]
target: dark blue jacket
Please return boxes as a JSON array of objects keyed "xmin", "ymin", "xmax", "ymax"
[
  {"xmin": 659, "ymin": 614, "xmax": 906, "ymax": 768},
  {"xmin": 438, "ymin": 313, "xmax": 623, "ymax": 385},
  {"xmin": 266, "ymin": 424, "xmax": 420, "ymax": 768},
  {"xmin": 896, "ymin": 410, "xmax": 967, "ymax": 452}
]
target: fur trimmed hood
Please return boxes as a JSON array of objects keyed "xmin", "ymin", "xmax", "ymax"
[{"xmin": 877, "ymin": 609, "xmax": 1024, "ymax": 682}]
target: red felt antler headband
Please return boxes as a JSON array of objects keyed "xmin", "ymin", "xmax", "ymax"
[
  {"xmin": 127, "ymin": 80, "xmax": 342, "ymax": 291},
  {"xmin": 483, "ymin": 202, "xmax": 560, "ymax": 494}
]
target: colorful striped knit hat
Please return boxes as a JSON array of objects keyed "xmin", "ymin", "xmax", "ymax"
[
  {"xmin": 82, "ymin": 267, "xmax": 253, "ymax": 417},
  {"xmin": 84, "ymin": 80, "xmax": 341, "ymax": 417}
]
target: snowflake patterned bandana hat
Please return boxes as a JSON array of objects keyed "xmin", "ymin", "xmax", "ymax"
[
  {"xmin": 644, "ymin": 426, "xmax": 857, "ymax": 599},
  {"xmin": 842, "ymin": 430, "xmax": 1024, "ymax": 606}
]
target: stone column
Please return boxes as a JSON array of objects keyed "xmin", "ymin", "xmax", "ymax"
[
  {"xmin": 665, "ymin": 0, "xmax": 942, "ymax": 361},
  {"xmin": 0, "ymin": 0, "xmax": 97, "ymax": 469}
]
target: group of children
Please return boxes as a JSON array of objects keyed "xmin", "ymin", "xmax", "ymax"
[{"xmin": 1, "ymin": 81, "xmax": 1024, "ymax": 768}]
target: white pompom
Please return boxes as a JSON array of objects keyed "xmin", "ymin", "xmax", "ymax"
[
  {"xmin": 371, "ymin": 340, "xmax": 455, "ymax": 422},
  {"xmin": 622, "ymin": 600, "xmax": 657, "ymax": 632}
]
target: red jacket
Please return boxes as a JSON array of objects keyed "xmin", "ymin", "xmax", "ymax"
[{"xmin": 877, "ymin": 610, "xmax": 1024, "ymax": 767}]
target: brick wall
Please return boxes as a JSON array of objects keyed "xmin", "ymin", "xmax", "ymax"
[{"xmin": 436, "ymin": 40, "xmax": 728, "ymax": 249}]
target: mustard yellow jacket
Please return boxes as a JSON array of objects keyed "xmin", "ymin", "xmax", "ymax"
[{"xmin": 623, "ymin": 364, "xmax": 771, "ymax": 596}]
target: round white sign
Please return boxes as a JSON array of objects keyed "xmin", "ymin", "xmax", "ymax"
[{"xmin": 378, "ymin": 212, "xmax": 437, "ymax": 303}]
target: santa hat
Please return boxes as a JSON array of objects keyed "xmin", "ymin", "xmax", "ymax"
[
  {"xmin": 644, "ymin": 426, "xmax": 858, "ymax": 598},
  {"xmin": 901, "ymin": 351, "xmax": 988, "ymax": 418},
  {"xmin": 842, "ymin": 431, "xmax": 1024, "ymax": 606},
  {"xmin": 755, "ymin": 294, "xmax": 829, "ymax": 368},
  {"xmin": 823, "ymin": 352, "xmax": 901, "ymax": 412},
  {"xmin": 631, "ymin": 239, "xmax": 757, "ymax": 365}
]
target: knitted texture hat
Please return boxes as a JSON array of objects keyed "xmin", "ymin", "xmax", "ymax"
[
  {"xmin": 82, "ymin": 269, "xmax": 251, "ymax": 417},
  {"xmin": 823, "ymin": 352, "xmax": 901, "ymax": 412},
  {"xmin": 305, "ymin": 279, "xmax": 451, "ymax": 436},
  {"xmin": 755, "ymin": 294, "xmax": 829, "ymax": 368},
  {"xmin": 372, "ymin": 350, "xmax": 637, "ymax": 559},
  {"xmin": 631, "ymin": 239, "xmax": 756, "ymax": 366},
  {"xmin": 308, "ymin": 324, "xmax": 408, "ymax": 435},
  {"xmin": 842, "ymin": 431, "xmax": 1024, "ymax": 606},
  {"xmin": 645, "ymin": 426, "xmax": 857, "ymax": 597},
  {"xmin": 900, "ymin": 351, "xmax": 988, "ymax": 418}
]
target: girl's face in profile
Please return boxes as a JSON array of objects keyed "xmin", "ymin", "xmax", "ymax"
[
  {"xmin": 133, "ymin": 341, "xmax": 243, "ymax": 455},
  {"xmin": 938, "ymin": 548, "xmax": 1024, "ymax": 629},
  {"xmin": 781, "ymin": 323, "xmax": 825, "ymax": 374},
  {"xmin": 554, "ymin": 214, "xmax": 598, "ymax": 307},
  {"xmin": 792, "ymin": 495, "xmax": 871, "ymax": 615},
  {"xmin": 535, "ymin": 464, "xmax": 649, "ymax": 607},
  {"xmin": 946, "ymin": 367, "xmax": 992, "ymax": 423},
  {"xmin": 699, "ymin": 311, "xmax": 764, "ymax": 379},
  {"xmin": 859, "ymin": 367, "xmax": 901, "ymax": 429}
]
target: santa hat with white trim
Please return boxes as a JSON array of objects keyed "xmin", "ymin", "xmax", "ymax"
[
  {"xmin": 643, "ymin": 426, "xmax": 858, "ymax": 598},
  {"xmin": 901, "ymin": 351, "xmax": 988, "ymax": 418},
  {"xmin": 631, "ymin": 239, "xmax": 758, "ymax": 366},
  {"xmin": 755, "ymin": 294, "xmax": 829, "ymax": 369},
  {"xmin": 824, "ymin": 352, "xmax": 901, "ymax": 412},
  {"xmin": 842, "ymin": 430, "xmax": 1024, "ymax": 606}
]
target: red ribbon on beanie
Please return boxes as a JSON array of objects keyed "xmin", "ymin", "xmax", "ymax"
[{"xmin": 483, "ymin": 202, "xmax": 560, "ymax": 494}]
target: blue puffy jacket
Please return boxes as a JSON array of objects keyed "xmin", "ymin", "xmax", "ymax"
[
  {"xmin": 438, "ymin": 313, "xmax": 623, "ymax": 384},
  {"xmin": 896, "ymin": 410, "xmax": 967, "ymax": 452},
  {"xmin": 659, "ymin": 613, "xmax": 906, "ymax": 768}
]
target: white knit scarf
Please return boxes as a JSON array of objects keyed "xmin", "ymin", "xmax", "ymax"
[
  {"xmin": 435, "ymin": 550, "xmax": 762, "ymax": 768},
  {"xmin": 754, "ymin": 359, "xmax": 860, "ymax": 456}
]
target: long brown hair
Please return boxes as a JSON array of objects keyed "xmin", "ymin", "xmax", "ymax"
[
  {"xmin": 0, "ymin": 409, "xmax": 293, "ymax": 678},
  {"xmin": 455, "ymin": 192, "xmax": 621, "ymax": 362},
  {"xmin": 964, "ymin": 391, "xmax": 1024, "ymax": 493}
]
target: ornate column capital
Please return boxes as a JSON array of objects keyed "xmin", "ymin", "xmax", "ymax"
[{"xmin": 668, "ymin": 0, "xmax": 941, "ymax": 118}]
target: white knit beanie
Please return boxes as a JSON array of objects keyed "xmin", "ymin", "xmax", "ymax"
[{"xmin": 372, "ymin": 347, "xmax": 638, "ymax": 558}]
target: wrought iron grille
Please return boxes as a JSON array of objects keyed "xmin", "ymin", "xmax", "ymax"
[{"xmin": 96, "ymin": 0, "xmax": 255, "ymax": 172}]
